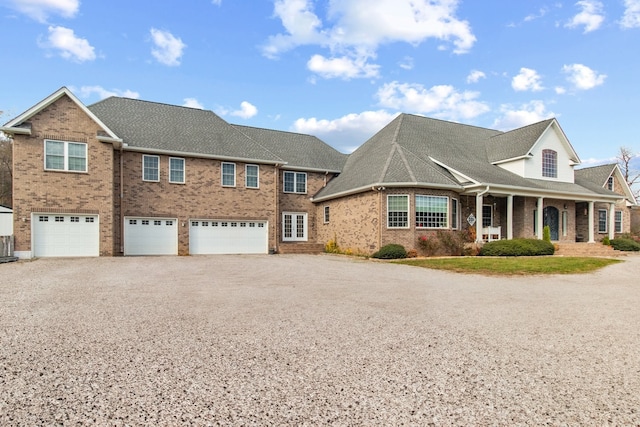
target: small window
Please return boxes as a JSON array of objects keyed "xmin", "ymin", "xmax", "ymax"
[
  {"xmin": 85, "ymin": 217, "xmax": 94, "ymax": 223},
  {"xmin": 542, "ymin": 149, "xmax": 557, "ymax": 178},
  {"xmin": 258, "ymin": 223, "xmax": 264, "ymax": 228},
  {"xmin": 231, "ymin": 222, "xmax": 237, "ymax": 227},
  {"xmin": 143, "ymin": 155, "xmax": 160, "ymax": 182},
  {"xmin": 129, "ymin": 219, "xmax": 137, "ymax": 225},
  {"xmin": 283, "ymin": 171, "xmax": 307, "ymax": 194},
  {"xmin": 55, "ymin": 216, "xmax": 64, "ymax": 222},
  {"xmin": 212, "ymin": 222, "xmax": 219, "ymax": 227},
  {"xmin": 598, "ymin": 209, "xmax": 607, "ymax": 233},
  {"xmin": 246, "ymin": 164, "xmax": 259, "ymax": 188},
  {"xmin": 324, "ymin": 206, "xmax": 330, "ymax": 223},
  {"xmin": 154, "ymin": 220, "xmax": 162, "ymax": 225},
  {"xmin": 202, "ymin": 221, "xmax": 209, "ymax": 226},
  {"xmin": 615, "ymin": 211, "xmax": 623, "ymax": 233},
  {"xmin": 192, "ymin": 221, "xmax": 199, "ymax": 226},
  {"xmin": 70, "ymin": 216, "xmax": 79, "ymax": 223},
  {"xmin": 169, "ymin": 157, "xmax": 185, "ymax": 184},
  {"xmin": 222, "ymin": 162, "xmax": 236, "ymax": 187},
  {"xmin": 142, "ymin": 220, "xmax": 149, "ymax": 225},
  {"xmin": 221, "ymin": 222, "xmax": 228, "ymax": 227},
  {"xmin": 387, "ymin": 195, "xmax": 409, "ymax": 228},
  {"xmin": 45, "ymin": 140, "xmax": 87, "ymax": 172},
  {"xmin": 451, "ymin": 199, "xmax": 459, "ymax": 230},
  {"xmin": 607, "ymin": 176, "xmax": 614, "ymax": 191},
  {"xmin": 249, "ymin": 222, "xmax": 255, "ymax": 228},
  {"xmin": 166, "ymin": 221, "xmax": 173, "ymax": 226},
  {"xmin": 240, "ymin": 222, "xmax": 247, "ymax": 227},
  {"xmin": 39, "ymin": 216, "xmax": 48, "ymax": 222}
]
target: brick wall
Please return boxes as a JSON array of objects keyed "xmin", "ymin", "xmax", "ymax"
[
  {"xmin": 12, "ymin": 95, "xmax": 115, "ymax": 255},
  {"xmin": 120, "ymin": 152, "xmax": 278, "ymax": 255},
  {"xmin": 279, "ymin": 170, "xmax": 328, "ymax": 244}
]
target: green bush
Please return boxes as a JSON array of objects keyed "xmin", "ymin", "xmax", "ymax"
[
  {"xmin": 543, "ymin": 225, "xmax": 551, "ymax": 243},
  {"xmin": 372, "ymin": 244, "xmax": 407, "ymax": 259},
  {"xmin": 602, "ymin": 236, "xmax": 611, "ymax": 246},
  {"xmin": 479, "ymin": 238, "xmax": 555, "ymax": 257},
  {"xmin": 610, "ymin": 238, "xmax": 640, "ymax": 251}
]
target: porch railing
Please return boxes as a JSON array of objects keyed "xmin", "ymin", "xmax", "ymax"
[{"xmin": 482, "ymin": 226, "xmax": 501, "ymax": 242}]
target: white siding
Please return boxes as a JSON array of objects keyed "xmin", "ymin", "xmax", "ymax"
[{"xmin": 524, "ymin": 127, "xmax": 575, "ymax": 183}]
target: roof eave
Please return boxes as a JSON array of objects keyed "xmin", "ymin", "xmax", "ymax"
[
  {"xmin": 123, "ymin": 145, "xmax": 287, "ymax": 166},
  {"xmin": 0, "ymin": 126, "xmax": 31, "ymax": 136},
  {"xmin": 463, "ymin": 182, "xmax": 623, "ymax": 202},
  {"xmin": 311, "ymin": 181, "xmax": 463, "ymax": 203}
]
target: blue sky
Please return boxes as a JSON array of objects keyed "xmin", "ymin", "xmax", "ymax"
[{"xmin": 1, "ymin": 0, "xmax": 639, "ymax": 165}]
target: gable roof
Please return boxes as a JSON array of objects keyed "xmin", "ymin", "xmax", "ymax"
[
  {"xmin": 576, "ymin": 163, "xmax": 637, "ymax": 204},
  {"xmin": 233, "ymin": 125, "xmax": 347, "ymax": 172},
  {"xmin": 1, "ymin": 87, "xmax": 120, "ymax": 141},
  {"xmin": 88, "ymin": 97, "xmax": 284, "ymax": 164},
  {"xmin": 314, "ymin": 114, "xmax": 621, "ymax": 202}
]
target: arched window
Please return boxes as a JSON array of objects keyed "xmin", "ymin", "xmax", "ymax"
[{"xmin": 542, "ymin": 149, "xmax": 557, "ymax": 178}]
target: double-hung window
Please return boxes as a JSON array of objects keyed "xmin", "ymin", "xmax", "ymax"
[
  {"xmin": 415, "ymin": 195, "xmax": 448, "ymax": 228},
  {"xmin": 222, "ymin": 162, "xmax": 236, "ymax": 187},
  {"xmin": 598, "ymin": 209, "xmax": 607, "ymax": 233},
  {"xmin": 245, "ymin": 164, "xmax": 259, "ymax": 188},
  {"xmin": 143, "ymin": 155, "xmax": 159, "ymax": 181},
  {"xmin": 542, "ymin": 149, "xmax": 557, "ymax": 178},
  {"xmin": 387, "ymin": 195, "xmax": 409, "ymax": 228},
  {"xmin": 44, "ymin": 140, "xmax": 87, "ymax": 172},
  {"xmin": 169, "ymin": 157, "xmax": 185, "ymax": 183},
  {"xmin": 283, "ymin": 171, "xmax": 306, "ymax": 193},
  {"xmin": 615, "ymin": 211, "xmax": 623, "ymax": 233}
]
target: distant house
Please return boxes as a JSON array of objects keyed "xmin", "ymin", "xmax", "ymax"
[
  {"xmin": 1, "ymin": 87, "xmax": 632, "ymax": 258},
  {"xmin": 0, "ymin": 205, "xmax": 12, "ymax": 236}
]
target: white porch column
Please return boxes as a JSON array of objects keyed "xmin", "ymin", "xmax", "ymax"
[
  {"xmin": 588, "ymin": 201, "xmax": 595, "ymax": 243},
  {"xmin": 507, "ymin": 195, "xmax": 514, "ymax": 240},
  {"xmin": 476, "ymin": 193, "xmax": 483, "ymax": 243},
  {"xmin": 536, "ymin": 197, "xmax": 544, "ymax": 240},
  {"xmin": 609, "ymin": 203, "xmax": 615, "ymax": 240}
]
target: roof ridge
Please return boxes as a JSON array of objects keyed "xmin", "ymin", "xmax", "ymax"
[
  {"xmin": 88, "ymin": 96, "xmax": 211, "ymax": 113},
  {"xmin": 488, "ymin": 117, "xmax": 554, "ymax": 140},
  {"xmin": 377, "ymin": 114, "xmax": 405, "ymax": 182}
]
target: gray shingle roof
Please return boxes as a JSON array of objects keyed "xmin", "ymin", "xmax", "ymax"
[
  {"xmin": 88, "ymin": 97, "xmax": 284, "ymax": 163},
  {"xmin": 574, "ymin": 164, "xmax": 615, "ymax": 187},
  {"xmin": 314, "ymin": 114, "xmax": 620, "ymax": 201},
  {"xmin": 233, "ymin": 125, "xmax": 347, "ymax": 172}
]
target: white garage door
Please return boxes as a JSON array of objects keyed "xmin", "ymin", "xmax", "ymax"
[
  {"xmin": 189, "ymin": 220, "xmax": 268, "ymax": 254},
  {"xmin": 33, "ymin": 214, "xmax": 99, "ymax": 257},
  {"xmin": 124, "ymin": 217, "xmax": 177, "ymax": 256}
]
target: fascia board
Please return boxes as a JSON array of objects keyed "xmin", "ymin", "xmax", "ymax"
[
  {"xmin": 123, "ymin": 145, "xmax": 288, "ymax": 166},
  {"xmin": 428, "ymin": 156, "xmax": 479, "ymax": 185},
  {"xmin": 463, "ymin": 183, "xmax": 622, "ymax": 202},
  {"xmin": 311, "ymin": 181, "xmax": 463, "ymax": 203}
]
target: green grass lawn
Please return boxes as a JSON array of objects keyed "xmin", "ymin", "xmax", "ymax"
[{"xmin": 395, "ymin": 257, "xmax": 622, "ymax": 275}]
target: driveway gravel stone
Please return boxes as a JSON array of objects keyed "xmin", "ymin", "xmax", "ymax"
[{"xmin": 1, "ymin": 254, "xmax": 640, "ymax": 425}]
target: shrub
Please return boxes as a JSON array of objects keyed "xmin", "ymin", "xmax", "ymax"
[
  {"xmin": 436, "ymin": 230, "xmax": 466, "ymax": 256},
  {"xmin": 406, "ymin": 249, "xmax": 418, "ymax": 258},
  {"xmin": 602, "ymin": 236, "xmax": 611, "ymax": 246},
  {"xmin": 372, "ymin": 244, "xmax": 407, "ymax": 259},
  {"xmin": 417, "ymin": 235, "xmax": 439, "ymax": 256},
  {"xmin": 479, "ymin": 238, "xmax": 555, "ymax": 257},
  {"xmin": 325, "ymin": 236, "xmax": 340, "ymax": 253},
  {"xmin": 610, "ymin": 238, "xmax": 640, "ymax": 251},
  {"xmin": 543, "ymin": 225, "xmax": 551, "ymax": 243}
]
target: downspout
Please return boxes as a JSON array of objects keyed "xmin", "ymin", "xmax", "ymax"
[
  {"xmin": 476, "ymin": 186, "xmax": 490, "ymax": 243},
  {"xmin": 119, "ymin": 144, "xmax": 125, "ymax": 254},
  {"xmin": 274, "ymin": 164, "xmax": 280, "ymax": 254}
]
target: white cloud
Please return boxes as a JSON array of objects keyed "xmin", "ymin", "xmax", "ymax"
[
  {"xmin": 75, "ymin": 86, "xmax": 140, "ymax": 99},
  {"xmin": 291, "ymin": 110, "xmax": 399, "ymax": 153},
  {"xmin": 565, "ymin": 0, "xmax": 605, "ymax": 33},
  {"xmin": 224, "ymin": 101, "xmax": 258, "ymax": 119},
  {"xmin": 555, "ymin": 86, "xmax": 567, "ymax": 94},
  {"xmin": 562, "ymin": 63, "xmax": 606, "ymax": 90},
  {"xmin": 511, "ymin": 67, "xmax": 543, "ymax": 92},
  {"xmin": 376, "ymin": 81, "xmax": 490, "ymax": 120},
  {"xmin": 263, "ymin": 0, "xmax": 476, "ymax": 79},
  {"xmin": 42, "ymin": 26, "xmax": 96, "ymax": 62},
  {"xmin": 466, "ymin": 70, "xmax": 486, "ymax": 84},
  {"xmin": 6, "ymin": 0, "xmax": 79, "ymax": 23},
  {"xmin": 398, "ymin": 56, "xmax": 414, "ymax": 71},
  {"xmin": 307, "ymin": 54, "xmax": 380, "ymax": 79},
  {"xmin": 492, "ymin": 100, "xmax": 556, "ymax": 130},
  {"xmin": 524, "ymin": 7, "xmax": 549, "ymax": 22},
  {"xmin": 183, "ymin": 98, "xmax": 204, "ymax": 109},
  {"xmin": 211, "ymin": 0, "xmax": 222, "ymax": 5},
  {"xmin": 150, "ymin": 28, "xmax": 186, "ymax": 66},
  {"xmin": 621, "ymin": 0, "xmax": 640, "ymax": 28}
]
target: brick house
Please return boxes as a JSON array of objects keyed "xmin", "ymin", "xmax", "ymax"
[{"xmin": 1, "ymin": 87, "xmax": 634, "ymax": 258}]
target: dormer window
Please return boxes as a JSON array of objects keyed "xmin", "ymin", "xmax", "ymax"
[
  {"xmin": 607, "ymin": 176, "xmax": 614, "ymax": 191},
  {"xmin": 542, "ymin": 149, "xmax": 557, "ymax": 178}
]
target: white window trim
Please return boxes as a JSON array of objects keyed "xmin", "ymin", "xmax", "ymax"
[
  {"xmin": 598, "ymin": 209, "xmax": 608, "ymax": 233},
  {"xmin": 282, "ymin": 212, "xmax": 308, "ymax": 242},
  {"xmin": 222, "ymin": 162, "xmax": 236, "ymax": 187},
  {"xmin": 387, "ymin": 194, "xmax": 410, "ymax": 229},
  {"xmin": 614, "ymin": 210, "xmax": 623, "ymax": 233},
  {"xmin": 323, "ymin": 206, "xmax": 330, "ymax": 224},
  {"xmin": 415, "ymin": 195, "xmax": 449, "ymax": 229},
  {"xmin": 482, "ymin": 204, "xmax": 493, "ymax": 228},
  {"xmin": 44, "ymin": 139, "xmax": 87, "ymax": 173},
  {"xmin": 452, "ymin": 198, "xmax": 459, "ymax": 230},
  {"xmin": 283, "ymin": 171, "xmax": 307, "ymax": 194},
  {"xmin": 245, "ymin": 164, "xmax": 259, "ymax": 189},
  {"xmin": 142, "ymin": 154, "xmax": 160, "ymax": 182},
  {"xmin": 607, "ymin": 176, "xmax": 614, "ymax": 191},
  {"xmin": 169, "ymin": 157, "xmax": 185, "ymax": 184}
]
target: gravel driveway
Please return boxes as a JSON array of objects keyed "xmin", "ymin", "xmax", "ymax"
[{"xmin": 1, "ymin": 254, "xmax": 640, "ymax": 425}]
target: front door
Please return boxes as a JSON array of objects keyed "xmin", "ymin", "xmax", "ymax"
[
  {"xmin": 282, "ymin": 212, "xmax": 307, "ymax": 242},
  {"xmin": 543, "ymin": 206, "xmax": 559, "ymax": 241}
]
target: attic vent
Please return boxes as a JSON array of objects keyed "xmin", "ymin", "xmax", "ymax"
[{"xmin": 41, "ymin": 134, "xmax": 88, "ymax": 143}]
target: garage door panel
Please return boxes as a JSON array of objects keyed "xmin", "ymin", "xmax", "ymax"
[
  {"xmin": 33, "ymin": 214, "xmax": 99, "ymax": 257},
  {"xmin": 190, "ymin": 220, "xmax": 267, "ymax": 254},
  {"xmin": 124, "ymin": 218, "xmax": 177, "ymax": 256}
]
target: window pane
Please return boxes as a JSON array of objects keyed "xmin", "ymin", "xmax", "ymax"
[
  {"xmin": 415, "ymin": 195, "xmax": 448, "ymax": 228},
  {"xmin": 170, "ymin": 158, "xmax": 184, "ymax": 183},
  {"xmin": 598, "ymin": 210, "xmax": 607, "ymax": 233},
  {"xmin": 615, "ymin": 211, "xmax": 623, "ymax": 233},
  {"xmin": 482, "ymin": 205, "xmax": 492, "ymax": 227},
  {"xmin": 388, "ymin": 195, "xmax": 408, "ymax": 228},
  {"xmin": 284, "ymin": 172, "xmax": 295, "ymax": 192},
  {"xmin": 68, "ymin": 156, "xmax": 86, "ymax": 171},
  {"xmin": 246, "ymin": 165, "xmax": 258, "ymax": 188},
  {"xmin": 542, "ymin": 149, "xmax": 557, "ymax": 178},
  {"xmin": 45, "ymin": 141, "xmax": 64, "ymax": 170},
  {"xmin": 296, "ymin": 173, "xmax": 306, "ymax": 193},
  {"xmin": 143, "ymin": 156, "xmax": 159, "ymax": 181},
  {"xmin": 222, "ymin": 163, "xmax": 235, "ymax": 186},
  {"xmin": 46, "ymin": 141, "xmax": 64, "ymax": 155}
]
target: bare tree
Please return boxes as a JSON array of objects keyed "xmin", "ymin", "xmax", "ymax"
[
  {"xmin": 617, "ymin": 146, "xmax": 640, "ymax": 200},
  {"xmin": 0, "ymin": 110, "xmax": 13, "ymax": 207}
]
